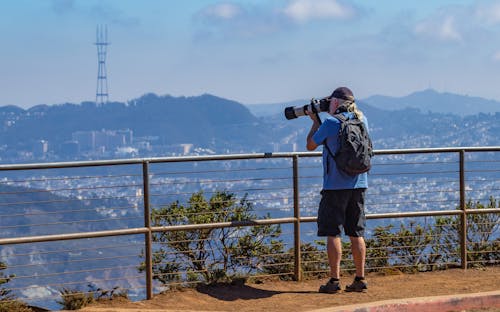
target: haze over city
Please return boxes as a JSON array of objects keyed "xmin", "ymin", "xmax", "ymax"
[{"xmin": 2, "ymin": 0, "xmax": 500, "ymax": 109}]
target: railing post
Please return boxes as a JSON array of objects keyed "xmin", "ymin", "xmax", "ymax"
[
  {"xmin": 292, "ymin": 155, "xmax": 302, "ymax": 281},
  {"xmin": 459, "ymin": 150, "xmax": 467, "ymax": 269},
  {"xmin": 143, "ymin": 161, "xmax": 154, "ymax": 299}
]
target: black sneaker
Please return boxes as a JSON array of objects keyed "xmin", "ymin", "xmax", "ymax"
[
  {"xmin": 345, "ymin": 278, "xmax": 367, "ymax": 292},
  {"xmin": 319, "ymin": 278, "xmax": 341, "ymax": 294}
]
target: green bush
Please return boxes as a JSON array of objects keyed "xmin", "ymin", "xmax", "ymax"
[
  {"xmin": 142, "ymin": 191, "xmax": 283, "ymax": 285},
  {"xmin": 262, "ymin": 241, "xmax": 329, "ymax": 280},
  {"xmin": 433, "ymin": 197, "xmax": 500, "ymax": 267},
  {"xmin": 57, "ymin": 288, "xmax": 94, "ymax": 310},
  {"xmin": 0, "ymin": 300, "xmax": 34, "ymax": 312},
  {"xmin": 142, "ymin": 191, "xmax": 500, "ymax": 286},
  {"xmin": 57, "ymin": 285, "xmax": 128, "ymax": 310}
]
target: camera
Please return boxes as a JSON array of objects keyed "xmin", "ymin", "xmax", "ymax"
[{"xmin": 284, "ymin": 98, "xmax": 330, "ymax": 120}]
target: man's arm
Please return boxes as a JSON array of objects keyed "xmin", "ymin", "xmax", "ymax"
[{"xmin": 306, "ymin": 114, "xmax": 320, "ymax": 151}]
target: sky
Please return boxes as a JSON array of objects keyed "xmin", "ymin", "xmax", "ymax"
[{"xmin": 2, "ymin": 0, "xmax": 500, "ymax": 109}]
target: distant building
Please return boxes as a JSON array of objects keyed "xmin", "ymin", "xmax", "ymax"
[
  {"xmin": 116, "ymin": 129, "xmax": 133, "ymax": 144},
  {"xmin": 33, "ymin": 140, "xmax": 49, "ymax": 158},
  {"xmin": 180, "ymin": 144, "xmax": 193, "ymax": 155},
  {"xmin": 135, "ymin": 140, "xmax": 152, "ymax": 152},
  {"xmin": 72, "ymin": 131, "xmax": 95, "ymax": 151},
  {"xmin": 166, "ymin": 143, "xmax": 194, "ymax": 155},
  {"xmin": 116, "ymin": 146, "xmax": 138, "ymax": 157},
  {"xmin": 71, "ymin": 129, "xmax": 133, "ymax": 153},
  {"xmin": 60, "ymin": 141, "xmax": 79, "ymax": 157}
]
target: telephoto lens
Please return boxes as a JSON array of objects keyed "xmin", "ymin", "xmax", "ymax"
[{"xmin": 284, "ymin": 98, "xmax": 330, "ymax": 120}]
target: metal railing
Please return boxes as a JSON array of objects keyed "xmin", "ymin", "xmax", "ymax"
[{"xmin": 0, "ymin": 146, "xmax": 498, "ymax": 309}]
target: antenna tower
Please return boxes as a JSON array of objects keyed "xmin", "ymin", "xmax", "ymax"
[{"xmin": 95, "ymin": 25, "xmax": 110, "ymax": 105}]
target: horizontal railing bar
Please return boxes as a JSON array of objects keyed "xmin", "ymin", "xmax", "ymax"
[
  {"xmin": 366, "ymin": 210, "xmax": 464, "ymax": 219},
  {"xmin": 0, "ymin": 227, "xmax": 148, "ymax": 245},
  {"xmin": 1, "ymin": 146, "xmax": 499, "ymax": 171},
  {"xmin": 466, "ymin": 208, "xmax": 500, "ymax": 214},
  {"xmin": 374, "ymin": 146, "xmax": 500, "ymax": 155},
  {"xmin": 151, "ymin": 217, "xmax": 297, "ymax": 232},
  {"xmin": 0, "ymin": 153, "xmax": 303, "ymax": 170},
  {"xmin": 0, "ymin": 210, "xmax": 496, "ymax": 247},
  {"xmin": 299, "ymin": 209, "xmax": 500, "ymax": 223}
]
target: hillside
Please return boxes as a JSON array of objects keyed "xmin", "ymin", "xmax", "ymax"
[
  {"xmin": 0, "ymin": 90, "xmax": 498, "ymax": 164},
  {"xmin": 363, "ymin": 89, "xmax": 500, "ymax": 116},
  {"xmin": 246, "ymin": 89, "xmax": 500, "ymax": 117},
  {"xmin": 0, "ymin": 93, "xmax": 268, "ymax": 153}
]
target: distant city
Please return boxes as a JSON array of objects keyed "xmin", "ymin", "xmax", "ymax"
[
  {"xmin": 4, "ymin": 127, "xmax": 210, "ymax": 162},
  {"xmin": 29, "ymin": 128, "xmax": 200, "ymax": 161}
]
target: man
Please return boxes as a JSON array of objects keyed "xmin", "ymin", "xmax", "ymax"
[{"xmin": 306, "ymin": 87, "xmax": 369, "ymax": 293}]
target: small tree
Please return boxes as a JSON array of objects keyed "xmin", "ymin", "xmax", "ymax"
[
  {"xmin": 365, "ymin": 225, "xmax": 392, "ymax": 272},
  {"xmin": 465, "ymin": 197, "xmax": 500, "ymax": 264},
  {"xmin": 364, "ymin": 222, "xmax": 434, "ymax": 273},
  {"xmin": 433, "ymin": 197, "xmax": 500, "ymax": 267},
  {"xmin": 144, "ymin": 191, "xmax": 283, "ymax": 285}
]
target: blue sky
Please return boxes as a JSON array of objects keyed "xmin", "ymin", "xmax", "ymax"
[{"xmin": 2, "ymin": 0, "xmax": 500, "ymax": 109}]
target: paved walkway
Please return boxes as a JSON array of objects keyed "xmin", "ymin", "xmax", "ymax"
[{"xmin": 312, "ymin": 290, "xmax": 500, "ymax": 312}]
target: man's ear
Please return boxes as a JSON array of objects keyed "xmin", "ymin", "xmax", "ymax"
[{"xmin": 329, "ymin": 98, "xmax": 337, "ymax": 114}]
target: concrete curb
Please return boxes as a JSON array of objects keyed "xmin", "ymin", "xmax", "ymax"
[{"xmin": 310, "ymin": 290, "xmax": 500, "ymax": 312}]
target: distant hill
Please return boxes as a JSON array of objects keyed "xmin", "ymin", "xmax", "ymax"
[
  {"xmin": 245, "ymin": 89, "xmax": 500, "ymax": 117},
  {"xmin": 0, "ymin": 93, "xmax": 269, "ymax": 151},
  {"xmin": 0, "ymin": 91, "xmax": 498, "ymax": 162},
  {"xmin": 253, "ymin": 98, "xmax": 499, "ymax": 150},
  {"xmin": 362, "ymin": 89, "xmax": 500, "ymax": 116}
]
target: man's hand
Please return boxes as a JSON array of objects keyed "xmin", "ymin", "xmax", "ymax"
[{"xmin": 305, "ymin": 110, "xmax": 320, "ymax": 124}]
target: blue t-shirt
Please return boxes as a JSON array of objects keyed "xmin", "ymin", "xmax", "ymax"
[{"xmin": 312, "ymin": 112, "xmax": 369, "ymax": 190}]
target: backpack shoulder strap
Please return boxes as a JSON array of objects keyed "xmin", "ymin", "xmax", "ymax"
[
  {"xmin": 333, "ymin": 113, "xmax": 348, "ymax": 122},
  {"xmin": 322, "ymin": 115, "xmax": 345, "ymax": 159}
]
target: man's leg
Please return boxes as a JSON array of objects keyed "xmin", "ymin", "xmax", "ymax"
[
  {"xmin": 349, "ymin": 236, "xmax": 366, "ymax": 278},
  {"xmin": 319, "ymin": 235, "xmax": 343, "ymax": 293},
  {"xmin": 318, "ymin": 190, "xmax": 346, "ymax": 293},
  {"xmin": 327, "ymin": 236, "xmax": 342, "ymax": 279},
  {"xmin": 345, "ymin": 189, "xmax": 366, "ymax": 280}
]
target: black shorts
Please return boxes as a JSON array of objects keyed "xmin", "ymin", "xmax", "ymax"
[{"xmin": 317, "ymin": 189, "xmax": 366, "ymax": 237}]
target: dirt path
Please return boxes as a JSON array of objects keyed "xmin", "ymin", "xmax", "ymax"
[{"xmin": 80, "ymin": 266, "xmax": 500, "ymax": 312}]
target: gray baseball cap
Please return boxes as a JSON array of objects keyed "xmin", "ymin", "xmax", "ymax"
[{"xmin": 330, "ymin": 87, "xmax": 354, "ymax": 101}]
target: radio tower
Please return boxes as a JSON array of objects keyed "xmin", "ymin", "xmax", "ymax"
[{"xmin": 95, "ymin": 25, "xmax": 109, "ymax": 105}]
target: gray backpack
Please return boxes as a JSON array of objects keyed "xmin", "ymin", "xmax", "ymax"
[{"xmin": 324, "ymin": 114, "xmax": 373, "ymax": 176}]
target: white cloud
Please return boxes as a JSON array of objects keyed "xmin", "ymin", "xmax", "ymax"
[
  {"xmin": 474, "ymin": 2, "xmax": 500, "ymax": 24},
  {"xmin": 194, "ymin": 0, "xmax": 359, "ymax": 39},
  {"xmin": 414, "ymin": 16, "xmax": 462, "ymax": 42},
  {"xmin": 195, "ymin": 3, "xmax": 287, "ymax": 39},
  {"xmin": 283, "ymin": 0, "xmax": 355, "ymax": 23},
  {"xmin": 199, "ymin": 3, "xmax": 242, "ymax": 20}
]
